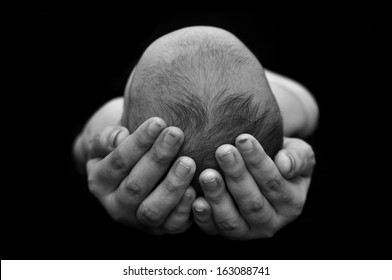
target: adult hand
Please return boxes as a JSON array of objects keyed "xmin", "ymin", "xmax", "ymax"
[
  {"xmin": 86, "ymin": 118, "xmax": 197, "ymax": 235},
  {"xmin": 192, "ymin": 136, "xmax": 315, "ymax": 240}
]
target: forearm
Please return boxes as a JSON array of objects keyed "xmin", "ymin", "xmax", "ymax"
[{"xmin": 265, "ymin": 70, "xmax": 319, "ymax": 138}]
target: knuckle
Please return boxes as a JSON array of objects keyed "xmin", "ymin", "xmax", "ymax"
[
  {"xmin": 227, "ymin": 168, "xmax": 247, "ymax": 182},
  {"xmin": 149, "ymin": 149, "xmax": 172, "ymax": 166},
  {"xmin": 263, "ymin": 176, "xmax": 282, "ymax": 195},
  {"xmin": 249, "ymin": 156, "xmax": 266, "ymax": 170},
  {"xmin": 206, "ymin": 190, "xmax": 226, "ymax": 205},
  {"xmin": 108, "ymin": 151, "xmax": 128, "ymax": 171},
  {"xmin": 133, "ymin": 131, "xmax": 151, "ymax": 150},
  {"xmin": 139, "ymin": 206, "xmax": 162, "ymax": 225},
  {"xmin": 281, "ymin": 191, "xmax": 294, "ymax": 205},
  {"xmin": 216, "ymin": 218, "xmax": 240, "ymax": 232},
  {"xmin": 124, "ymin": 176, "xmax": 145, "ymax": 197},
  {"xmin": 162, "ymin": 173, "xmax": 186, "ymax": 195},
  {"xmin": 164, "ymin": 224, "xmax": 183, "ymax": 234},
  {"xmin": 241, "ymin": 196, "xmax": 265, "ymax": 215},
  {"xmin": 164, "ymin": 180, "xmax": 182, "ymax": 195}
]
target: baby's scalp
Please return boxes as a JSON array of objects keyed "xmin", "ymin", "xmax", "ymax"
[{"xmin": 122, "ymin": 26, "xmax": 283, "ymax": 193}]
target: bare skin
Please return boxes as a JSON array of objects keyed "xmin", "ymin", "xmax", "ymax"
[
  {"xmin": 194, "ymin": 135, "xmax": 315, "ymax": 239},
  {"xmin": 81, "ymin": 122, "xmax": 315, "ymax": 238},
  {"xmin": 73, "ymin": 26, "xmax": 318, "ymax": 239},
  {"xmin": 84, "ymin": 119, "xmax": 197, "ymax": 234}
]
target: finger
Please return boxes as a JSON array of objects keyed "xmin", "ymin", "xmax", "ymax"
[
  {"xmin": 192, "ymin": 197, "xmax": 217, "ymax": 235},
  {"xmin": 85, "ymin": 126, "xmax": 128, "ymax": 176},
  {"xmin": 86, "ymin": 158, "xmax": 100, "ymax": 179},
  {"xmin": 137, "ymin": 156, "xmax": 195, "ymax": 227},
  {"xmin": 199, "ymin": 169, "xmax": 248, "ymax": 239},
  {"xmin": 275, "ymin": 137, "xmax": 316, "ymax": 179},
  {"xmin": 110, "ymin": 127, "xmax": 185, "ymax": 211},
  {"xmin": 162, "ymin": 186, "xmax": 196, "ymax": 234},
  {"xmin": 216, "ymin": 144, "xmax": 276, "ymax": 225},
  {"xmin": 235, "ymin": 134, "xmax": 295, "ymax": 210},
  {"xmin": 90, "ymin": 117, "xmax": 167, "ymax": 195},
  {"xmin": 88, "ymin": 126, "xmax": 130, "ymax": 159}
]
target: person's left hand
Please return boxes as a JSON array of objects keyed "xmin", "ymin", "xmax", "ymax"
[
  {"xmin": 192, "ymin": 135, "xmax": 315, "ymax": 240},
  {"xmin": 84, "ymin": 120, "xmax": 196, "ymax": 235}
]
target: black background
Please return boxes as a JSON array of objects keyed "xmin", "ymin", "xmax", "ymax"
[{"xmin": 4, "ymin": 12, "xmax": 390, "ymax": 260}]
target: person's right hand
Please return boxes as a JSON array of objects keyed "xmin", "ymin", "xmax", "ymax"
[
  {"xmin": 85, "ymin": 118, "xmax": 197, "ymax": 235},
  {"xmin": 192, "ymin": 136, "xmax": 315, "ymax": 240}
]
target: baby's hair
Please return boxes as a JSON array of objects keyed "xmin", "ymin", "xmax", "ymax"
[{"xmin": 122, "ymin": 38, "xmax": 283, "ymax": 192}]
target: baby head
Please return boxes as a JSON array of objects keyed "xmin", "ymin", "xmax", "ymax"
[{"xmin": 121, "ymin": 26, "xmax": 283, "ymax": 193}]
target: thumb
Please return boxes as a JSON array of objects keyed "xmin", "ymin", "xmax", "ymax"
[
  {"xmin": 274, "ymin": 137, "xmax": 316, "ymax": 179},
  {"xmin": 88, "ymin": 126, "xmax": 129, "ymax": 159}
]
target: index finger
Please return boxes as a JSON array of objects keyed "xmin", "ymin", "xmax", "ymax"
[
  {"xmin": 88, "ymin": 117, "xmax": 167, "ymax": 195},
  {"xmin": 235, "ymin": 134, "xmax": 295, "ymax": 211},
  {"xmin": 215, "ymin": 144, "xmax": 276, "ymax": 226}
]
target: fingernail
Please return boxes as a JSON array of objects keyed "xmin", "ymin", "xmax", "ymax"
[
  {"xmin": 203, "ymin": 177, "xmax": 217, "ymax": 189},
  {"xmin": 194, "ymin": 207, "xmax": 206, "ymax": 215},
  {"xmin": 286, "ymin": 153, "xmax": 295, "ymax": 175},
  {"xmin": 183, "ymin": 191, "xmax": 192, "ymax": 200},
  {"xmin": 113, "ymin": 130, "xmax": 128, "ymax": 147},
  {"xmin": 164, "ymin": 130, "xmax": 179, "ymax": 146},
  {"xmin": 237, "ymin": 137, "xmax": 253, "ymax": 153},
  {"xmin": 176, "ymin": 161, "xmax": 190, "ymax": 177},
  {"xmin": 282, "ymin": 152, "xmax": 294, "ymax": 175},
  {"xmin": 110, "ymin": 129, "xmax": 122, "ymax": 148},
  {"xmin": 148, "ymin": 120, "xmax": 163, "ymax": 135},
  {"xmin": 219, "ymin": 150, "xmax": 234, "ymax": 164}
]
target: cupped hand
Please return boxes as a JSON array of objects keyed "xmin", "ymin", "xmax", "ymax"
[
  {"xmin": 192, "ymin": 135, "xmax": 315, "ymax": 240},
  {"xmin": 86, "ymin": 118, "xmax": 196, "ymax": 235}
]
